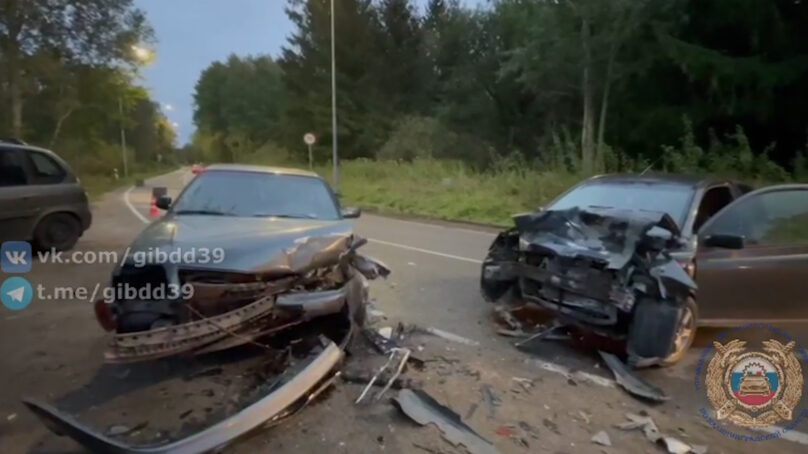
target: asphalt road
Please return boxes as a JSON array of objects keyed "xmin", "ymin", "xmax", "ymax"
[{"xmin": 1, "ymin": 167, "xmax": 807, "ymax": 454}]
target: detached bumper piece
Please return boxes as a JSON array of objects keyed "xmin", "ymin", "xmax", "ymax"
[{"xmin": 24, "ymin": 340, "xmax": 344, "ymax": 454}]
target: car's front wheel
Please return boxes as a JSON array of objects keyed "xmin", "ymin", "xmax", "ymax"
[
  {"xmin": 34, "ymin": 213, "xmax": 81, "ymax": 251},
  {"xmin": 660, "ymin": 297, "xmax": 698, "ymax": 366}
]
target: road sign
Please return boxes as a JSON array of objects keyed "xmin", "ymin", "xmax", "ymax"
[{"xmin": 303, "ymin": 133, "xmax": 316, "ymax": 146}]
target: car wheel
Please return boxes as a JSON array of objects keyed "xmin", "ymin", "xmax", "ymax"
[
  {"xmin": 660, "ymin": 297, "xmax": 698, "ymax": 367},
  {"xmin": 34, "ymin": 213, "xmax": 81, "ymax": 251}
]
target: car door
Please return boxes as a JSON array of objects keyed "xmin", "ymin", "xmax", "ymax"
[
  {"xmin": 0, "ymin": 147, "xmax": 38, "ymax": 242},
  {"xmin": 695, "ymin": 186, "xmax": 808, "ymax": 323}
]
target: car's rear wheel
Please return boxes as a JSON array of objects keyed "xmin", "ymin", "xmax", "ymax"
[
  {"xmin": 34, "ymin": 213, "xmax": 81, "ymax": 251},
  {"xmin": 660, "ymin": 297, "xmax": 698, "ymax": 366}
]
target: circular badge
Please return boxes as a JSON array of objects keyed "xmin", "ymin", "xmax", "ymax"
[{"xmin": 727, "ymin": 353, "xmax": 782, "ymax": 408}]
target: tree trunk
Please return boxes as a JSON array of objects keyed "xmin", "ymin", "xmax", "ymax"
[
  {"xmin": 50, "ymin": 108, "xmax": 74, "ymax": 148},
  {"xmin": 8, "ymin": 59, "xmax": 23, "ymax": 137},
  {"xmin": 596, "ymin": 48, "xmax": 617, "ymax": 172},
  {"xmin": 580, "ymin": 16, "xmax": 595, "ymax": 174}
]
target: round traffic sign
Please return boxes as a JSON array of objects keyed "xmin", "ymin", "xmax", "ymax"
[{"xmin": 303, "ymin": 133, "xmax": 316, "ymax": 146}]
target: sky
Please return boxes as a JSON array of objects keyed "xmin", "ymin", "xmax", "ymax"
[{"xmin": 135, "ymin": 0, "xmax": 481, "ymax": 145}]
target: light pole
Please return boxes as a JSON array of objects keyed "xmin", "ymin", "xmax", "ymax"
[
  {"xmin": 120, "ymin": 45, "xmax": 152, "ymax": 178},
  {"xmin": 330, "ymin": 0, "xmax": 339, "ymax": 192}
]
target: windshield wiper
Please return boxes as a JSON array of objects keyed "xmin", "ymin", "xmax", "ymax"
[
  {"xmin": 174, "ymin": 209, "xmax": 233, "ymax": 216},
  {"xmin": 253, "ymin": 213, "xmax": 317, "ymax": 219}
]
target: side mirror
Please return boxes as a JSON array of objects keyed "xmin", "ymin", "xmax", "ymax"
[
  {"xmin": 155, "ymin": 195, "xmax": 172, "ymax": 210},
  {"xmin": 702, "ymin": 233, "xmax": 744, "ymax": 249},
  {"xmin": 341, "ymin": 206, "xmax": 361, "ymax": 219}
]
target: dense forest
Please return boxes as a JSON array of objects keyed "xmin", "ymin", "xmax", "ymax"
[
  {"xmin": 0, "ymin": 0, "xmax": 176, "ymax": 181},
  {"xmin": 192, "ymin": 0, "xmax": 808, "ymax": 181}
]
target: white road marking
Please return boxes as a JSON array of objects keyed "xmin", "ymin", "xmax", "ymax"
[
  {"xmin": 367, "ymin": 238, "xmax": 482, "ymax": 264},
  {"xmin": 124, "ymin": 186, "xmax": 149, "ymax": 224},
  {"xmin": 367, "ymin": 215, "xmax": 499, "ymax": 237}
]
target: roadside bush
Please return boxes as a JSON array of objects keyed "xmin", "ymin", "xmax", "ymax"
[
  {"xmin": 661, "ymin": 116, "xmax": 789, "ymax": 182},
  {"xmin": 377, "ymin": 116, "xmax": 457, "ymax": 162}
]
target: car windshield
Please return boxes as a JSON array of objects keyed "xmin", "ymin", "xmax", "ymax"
[
  {"xmin": 548, "ymin": 182, "xmax": 695, "ymax": 228},
  {"xmin": 172, "ymin": 170, "xmax": 340, "ymax": 220}
]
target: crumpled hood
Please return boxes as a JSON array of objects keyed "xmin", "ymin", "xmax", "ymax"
[
  {"xmin": 513, "ymin": 207, "xmax": 681, "ymax": 270},
  {"xmin": 125, "ymin": 215, "xmax": 355, "ymax": 274}
]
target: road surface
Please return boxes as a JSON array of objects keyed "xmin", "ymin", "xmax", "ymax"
[{"xmin": 1, "ymin": 168, "xmax": 806, "ymax": 454}]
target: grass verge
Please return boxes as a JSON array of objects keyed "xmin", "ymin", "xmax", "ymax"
[{"xmin": 311, "ymin": 159, "xmax": 582, "ymax": 226}]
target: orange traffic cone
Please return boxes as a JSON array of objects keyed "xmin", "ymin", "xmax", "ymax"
[{"xmin": 149, "ymin": 197, "xmax": 160, "ymax": 217}]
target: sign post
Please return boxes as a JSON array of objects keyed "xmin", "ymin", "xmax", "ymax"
[{"xmin": 303, "ymin": 133, "xmax": 317, "ymax": 169}]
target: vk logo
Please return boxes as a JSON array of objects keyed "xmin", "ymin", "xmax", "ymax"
[
  {"xmin": 1, "ymin": 241, "xmax": 32, "ymax": 273},
  {"xmin": 1, "ymin": 276, "xmax": 33, "ymax": 310}
]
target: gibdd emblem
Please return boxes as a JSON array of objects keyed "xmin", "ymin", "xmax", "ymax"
[{"xmin": 707, "ymin": 339, "xmax": 803, "ymax": 428}]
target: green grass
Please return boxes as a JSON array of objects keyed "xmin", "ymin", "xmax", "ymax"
[{"xmin": 310, "ymin": 159, "xmax": 583, "ymax": 226}]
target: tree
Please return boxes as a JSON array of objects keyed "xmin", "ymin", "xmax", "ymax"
[{"xmin": 0, "ymin": 0, "xmax": 153, "ymax": 137}]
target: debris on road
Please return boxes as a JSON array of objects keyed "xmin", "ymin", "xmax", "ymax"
[
  {"xmin": 481, "ymin": 207, "xmax": 696, "ymax": 365},
  {"xmin": 394, "ymin": 388, "xmax": 501, "ymax": 454},
  {"xmin": 599, "ymin": 351, "xmax": 669, "ymax": 402},
  {"xmin": 480, "ymin": 384, "xmax": 501, "ymax": 420},
  {"xmin": 420, "ymin": 326, "xmax": 480, "ymax": 347},
  {"xmin": 616, "ymin": 413, "xmax": 708, "ymax": 454},
  {"xmin": 355, "ymin": 347, "xmax": 411, "ymax": 403},
  {"xmin": 340, "ymin": 369, "xmax": 421, "ymax": 390},
  {"xmin": 7, "ymin": 413, "xmax": 17, "ymax": 422},
  {"xmin": 591, "ymin": 430, "xmax": 612, "ymax": 447},
  {"xmin": 24, "ymin": 335, "xmax": 348, "ymax": 453}
]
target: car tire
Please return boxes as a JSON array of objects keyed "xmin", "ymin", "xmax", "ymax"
[
  {"xmin": 659, "ymin": 297, "xmax": 698, "ymax": 367},
  {"xmin": 34, "ymin": 213, "xmax": 81, "ymax": 252}
]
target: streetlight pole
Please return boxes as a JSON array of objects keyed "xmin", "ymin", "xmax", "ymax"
[
  {"xmin": 118, "ymin": 95, "xmax": 128, "ymax": 178},
  {"xmin": 330, "ymin": 0, "xmax": 339, "ymax": 192}
]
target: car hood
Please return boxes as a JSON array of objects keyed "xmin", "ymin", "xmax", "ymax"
[
  {"xmin": 513, "ymin": 206, "xmax": 682, "ymax": 270},
  {"xmin": 125, "ymin": 214, "xmax": 354, "ymax": 274}
]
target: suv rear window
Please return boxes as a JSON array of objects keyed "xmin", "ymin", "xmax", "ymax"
[{"xmin": 0, "ymin": 149, "xmax": 28, "ymax": 186}]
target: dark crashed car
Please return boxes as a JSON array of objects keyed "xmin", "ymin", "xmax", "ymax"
[
  {"xmin": 94, "ymin": 164, "xmax": 389, "ymax": 362},
  {"xmin": 482, "ymin": 174, "xmax": 808, "ymax": 366}
]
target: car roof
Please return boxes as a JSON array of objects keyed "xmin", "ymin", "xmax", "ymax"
[
  {"xmin": 0, "ymin": 142, "xmax": 73, "ymax": 167},
  {"xmin": 202, "ymin": 164, "xmax": 320, "ymax": 178},
  {"xmin": 585, "ymin": 173, "xmax": 721, "ymax": 188}
]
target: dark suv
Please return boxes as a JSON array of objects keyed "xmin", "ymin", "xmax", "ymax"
[{"xmin": 0, "ymin": 141, "xmax": 92, "ymax": 251}]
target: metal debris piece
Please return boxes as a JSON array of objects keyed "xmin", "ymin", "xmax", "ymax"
[
  {"xmin": 599, "ymin": 351, "xmax": 669, "ymax": 402},
  {"xmin": 578, "ymin": 410, "xmax": 591, "ymax": 424},
  {"xmin": 23, "ymin": 340, "xmax": 344, "ymax": 454},
  {"xmin": 690, "ymin": 445, "xmax": 708, "ymax": 454},
  {"xmin": 481, "ymin": 385, "xmax": 501, "ymax": 420},
  {"xmin": 393, "ymin": 389, "xmax": 501, "ymax": 454},
  {"xmin": 355, "ymin": 348, "xmax": 411, "ymax": 404},
  {"xmin": 340, "ymin": 370, "xmax": 421, "ymax": 390},
  {"xmin": 616, "ymin": 412, "xmax": 661, "ymax": 442},
  {"xmin": 659, "ymin": 436, "xmax": 692, "ymax": 454},
  {"xmin": 591, "ymin": 430, "xmax": 612, "ymax": 446}
]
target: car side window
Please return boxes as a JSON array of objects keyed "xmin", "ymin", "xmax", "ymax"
[
  {"xmin": 693, "ymin": 186, "xmax": 734, "ymax": 232},
  {"xmin": 703, "ymin": 189, "xmax": 808, "ymax": 246},
  {"xmin": 26, "ymin": 151, "xmax": 66, "ymax": 185},
  {"xmin": 0, "ymin": 149, "xmax": 29, "ymax": 187}
]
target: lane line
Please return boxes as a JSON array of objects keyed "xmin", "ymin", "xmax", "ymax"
[
  {"xmin": 124, "ymin": 186, "xmax": 149, "ymax": 224},
  {"xmin": 366, "ymin": 215, "xmax": 499, "ymax": 238},
  {"xmin": 367, "ymin": 238, "xmax": 482, "ymax": 264}
]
